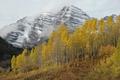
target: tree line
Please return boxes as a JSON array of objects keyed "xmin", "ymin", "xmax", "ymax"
[{"xmin": 11, "ymin": 15, "xmax": 120, "ymax": 72}]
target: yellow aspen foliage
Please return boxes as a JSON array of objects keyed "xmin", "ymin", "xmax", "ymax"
[
  {"xmin": 61, "ymin": 27, "xmax": 69, "ymax": 45},
  {"xmin": 16, "ymin": 54, "xmax": 24, "ymax": 70},
  {"xmin": 66, "ymin": 37, "xmax": 72, "ymax": 48},
  {"xmin": 83, "ymin": 19, "xmax": 97, "ymax": 31},
  {"xmin": 111, "ymin": 39, "xmax": 120, "ymax": 64},
  {"xmin": 48, "ymin": 32, "xmax": 56, "ymax": 45},
  {"xmin": 11, "ymin": 55, "xmax": 16, "ymax": 72},
  {"xmin": 98, "ymin": 19, "xmax": 105, "ymax": 32},
  {"xmin": 10, "ymin": 15, "xmax": 120, "ymax": 74},
  {"xmin": 106, "ymin": 16, "xmax": 113, "ymax": 27},
  {"xmin": 41, "ymin": 43, "xmax": 48, "ymax": 62},
  {"xmin": 83, "ymin": 20, "xmax": 91, "ymax": 29},
  {"xmin": 99, "ymin": 45, "xmax": 115, "ymax": 60},
  {"xmin": 91, "ymin": 19, "xmax": 97, "ymax": 31},
  {"xmin": 30, "ymin": 48, "xmax": 39, "ymax": 65},
  {"xmin": 15, "ymin": 49, "xmax": 27, "ymax": 71}
]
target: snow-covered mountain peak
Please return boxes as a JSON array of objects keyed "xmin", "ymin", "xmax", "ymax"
[{"xmin": 0, "ymin": 5, "xmax": 90, "ymax": 48}]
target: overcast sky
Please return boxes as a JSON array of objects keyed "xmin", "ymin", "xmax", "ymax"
[{"xmin": 0, "ymin": 0, "xmax": 120, "ymax": 28}]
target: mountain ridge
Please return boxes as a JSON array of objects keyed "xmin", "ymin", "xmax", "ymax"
[{"xmin": 0, "ymin": 5, "xmax": 90, "ymax": 48}]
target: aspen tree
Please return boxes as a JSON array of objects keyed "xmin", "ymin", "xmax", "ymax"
[
  {"xmin": 98, "ymin": 19, "xmax": 105, "ymax": 32},
  {"xmin": 30, "ymin": 48, "xmax": 39, "ymax": 68},
  {"xmin": 11, "ymin": 55, "xmax": 16, "ymax": 72}
]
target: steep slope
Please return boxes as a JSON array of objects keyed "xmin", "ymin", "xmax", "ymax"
[
  {"xmin": 0, "ymin": 5, "xmax": 90, "ymax": 48},
  {"xmin": 0, "ymin": 37, "xmax": 22, "ymax": 69},
  {"xmin": 56, "ymin": 5, "xmax": 90, "ymax": 29}
]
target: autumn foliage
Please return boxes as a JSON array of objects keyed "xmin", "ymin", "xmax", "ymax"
[{"xmin": 11, "ymin": 15, "xmax": 120, "ymax": 79}]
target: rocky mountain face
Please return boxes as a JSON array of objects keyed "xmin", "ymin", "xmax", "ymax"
[
  {"xmin": 0, "ymin": 37, "xmax": 22, "ymax": 69},
  {"xmin": 0, "ymin": 5, "xmax": 90, "ymax": 48}
]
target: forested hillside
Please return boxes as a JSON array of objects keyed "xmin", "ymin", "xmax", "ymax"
[{"xmin": 1, "ymin": 15, "xmax": 120, "ymax": 80}]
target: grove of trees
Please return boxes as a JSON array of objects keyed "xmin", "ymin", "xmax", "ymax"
[{"xmin": 11, "ymin": 15, "xmax": 120, "ymax": 73}]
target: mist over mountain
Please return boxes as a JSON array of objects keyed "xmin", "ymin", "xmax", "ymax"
[{"xmin": 0, "ymin": 5, "xmax": 90, "ymax": 48}]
